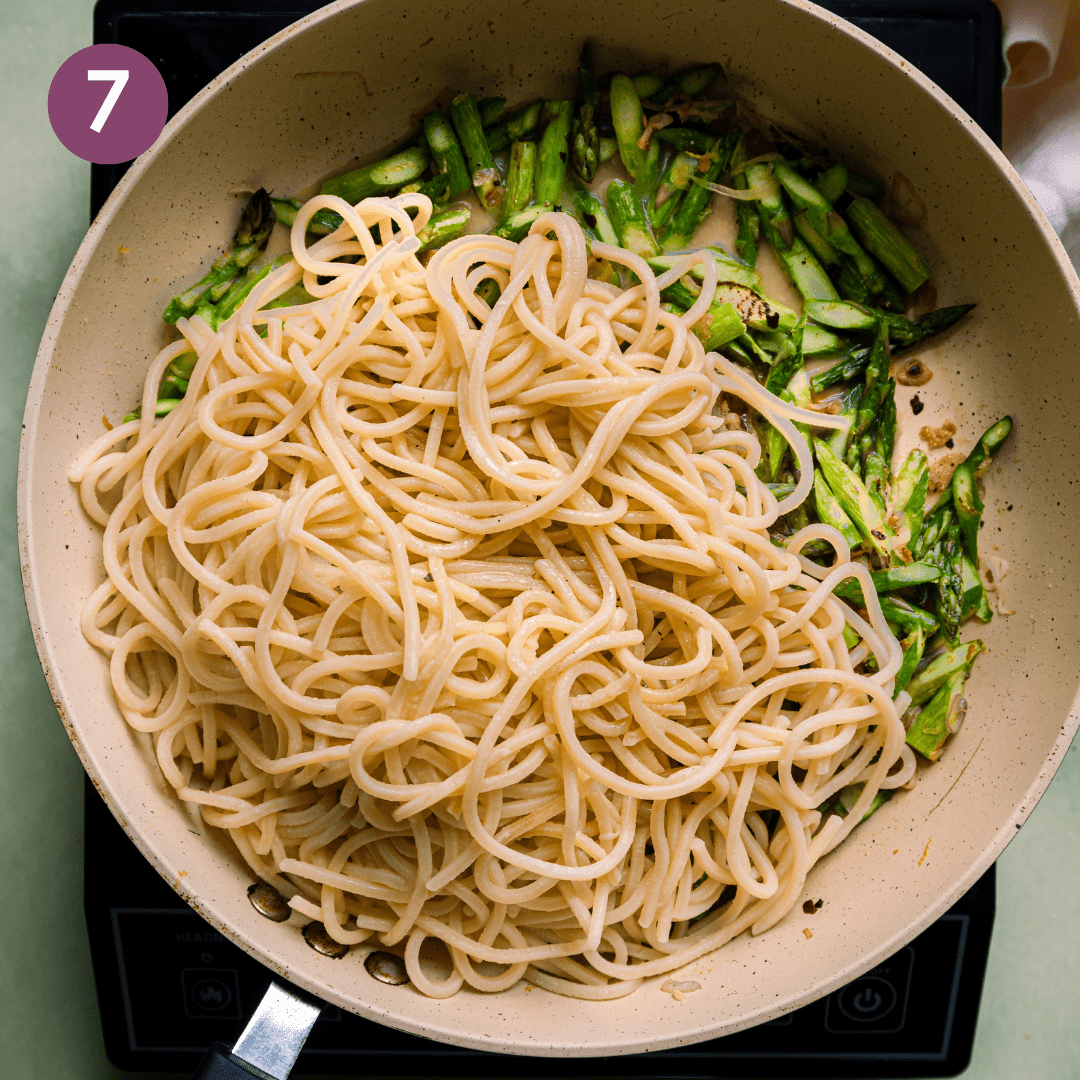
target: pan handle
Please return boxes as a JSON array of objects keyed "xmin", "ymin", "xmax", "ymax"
[{"xmin": 192, "ymin": 982, "xmax": 322, "ymax": 1080}]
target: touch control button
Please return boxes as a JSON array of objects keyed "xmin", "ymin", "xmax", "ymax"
[
  {"xmin": 824, "ymin": 947, "xmax": 913, "ymax": 1035},
  {"xmin": 180, "ymin": 968, "xmax": 242, "ymax": 1020},
  {"xmin": 837, "ymin": 976, "xmax": 897, "ymax": 1022}
]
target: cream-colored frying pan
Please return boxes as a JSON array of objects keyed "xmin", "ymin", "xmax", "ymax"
[{"xmin": 19, "ymin": 0, "xmax": 1080, "ymax": 1056}]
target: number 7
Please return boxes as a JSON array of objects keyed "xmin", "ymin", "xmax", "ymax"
[{"xmin": 87, "ymin": 69, "xmax": 130, "ymax": 133}]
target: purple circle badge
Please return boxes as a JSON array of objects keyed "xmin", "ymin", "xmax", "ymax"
[{"xmin": 48, "ymin": 44, "xmax": 168, "ymax": 165}]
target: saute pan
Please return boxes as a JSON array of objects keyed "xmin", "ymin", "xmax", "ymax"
[{"xmin": 19, "ymin": 0, "xmax": 1080, "ymax": 1056}]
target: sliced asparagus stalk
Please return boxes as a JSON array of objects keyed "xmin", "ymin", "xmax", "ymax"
[
  {"xmin": 845, "ymin": 193, "xmax": 932, "ymax": 294},
  {"xmin": 485, "ymin": 100, "xmax": 543, "ymax": 152},
  {"xmin": 810, "ymin": 345, "xmax": 872, "ymax": 392},
  {"xmin": 891, "ymin": 449, "xmax": 930, "ymax": 545},
  {"xmin": 814, "ymin": 469, "xmax": 862, "ymax": 550},
  {"xmin": 605, "ymin": 178, "xmax": 659, "ymax": 258},
  {"xmin": 945, "ymin": 415, "xmax": 1013, "ymax": 562},
  {"xmin": 880, "ymin": 595, "xmax": 939, "ymax": 635},
  {"xmin": 833, "ymin": 562, "xmax": 942, "ymax": 606},
  {"xmin": 906, "ymin": 665, "xmax": 971, "ymax": 761},
  {"xmin": 631, "ymin": 73, "xmax": 666, "ymax": 100},
  {"xmin": 647, "ymin": 248, "xmax": 763, "ymax": 291},
  {"xmin": 907, "ymin": 639, "xmax": 984, "ymax": 708},
  {"xmin": 416, "ymin": 207, "xmax": 472, "ymax": 252},
  {"xmin": 495, "ymin": 202, "xmax": 553, "ymax": 242},
  {"xmin": 814, "ymin": 162, "xmax": 848, "ymax": 206},
  {"xmin": 824, "ymin": 382, "xmax": 862, "ymax": 460},
  {"xmin": 649, "ymin": 150, "xmax": 697, "ymax": 231},
  {"xmin": 610, "ymin": 74, "xmax": 660, "ymax": 199},
  {"xmin": 321, "ymin": 145, "xmax": 430, "ymax": 204},
  {"xmin": 164, "ymin": 189, "xmax": 274, "ymax": 323},
  {"xmin": 653, "ymin": 127, "xmax": 716, "ymax": 154},
  {"xmin": 503, "ymin": 140, "xmax": 537, "ymax": 218},
  {"xmin": 535, "ymin": 100, "xmax": 574, "ymax": 205},
  {"xmin": 660, "ymin": 281, "xmax": 745, "ymax": 350},
  {"xmin": 567, "ymin": 186, "xmax": 620, "ymax": 246},
  {"xmin": 894, "ymin": 624, "xmax": 926, "ymax": 698},
  {"xmin": 478, "ymin": 96, "xmax": 506, "ymax": 126},
  {"xmin": 205, "ymin": 253, "xmax": 293, "ymax": 331},
  {"xmin": 815, "ymin": 440, "xmax": 901, "ymax": 565},
  {"xmin": 661, "ymin": 133, "xmax": 736, "ymax": 252},
  {"xmin": 423, "ymin": 110, "xmax": 472, "ymax": 199},
  {"xmin": 450, "ymin": 94, "xmax": 506, "ymax": 211},
  {"xmin": 730, "ymin": 134, "xmax": 760, "ymax": 268},
  {"xmin": 570, "ymin": 44, "xmax": 600, "ymax": 183}
]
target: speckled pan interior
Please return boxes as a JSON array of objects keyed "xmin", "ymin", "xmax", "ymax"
[{"xmin": 19, "ymin": 0, "xmax": 1080, "ymax": 1056}]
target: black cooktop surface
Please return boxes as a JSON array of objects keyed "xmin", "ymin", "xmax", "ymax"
[{"xmin": 86, "ymin": 1, "xmax": 1003, "ymax": 1075}]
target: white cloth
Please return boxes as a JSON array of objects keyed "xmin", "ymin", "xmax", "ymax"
[{"xmin": 999, "ymin": 0, "xmax": 1070, "ymax": 87}]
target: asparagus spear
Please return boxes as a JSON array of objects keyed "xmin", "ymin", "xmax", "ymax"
[
  {"xmin": 730, "ymin": 135, "xmax": 760, "ymax": 268},
  {"xmin": 833, "ymin": 562, "xmax": 942, "ymax": 606},
  {"xmin": 928, "ymin": 518, "xmax": 966, "ymax": 643},
  {"xmin": 658, "ymin": 281, "xmax": 788, "ymax": 339},
  {"xmin": 416, "ymin": 207, "xmax": 472, "ymax": 252},
  {"xmin": 660, "ymin": 282, "xmax": 745, "ymax": 350},
  {"xmin": 503, "ymin": 140, "xmax": 537, "ymax": 218},
  {"xmin": 649, "ymin": 150, "xmax": 698, "ymax": 231},
  {"xmin": 829, "ymin": 782, "xmax": 893, "ymax": 821},
  {"xmin": 423, "ymin": 110, "xmax": 472, "ymax": 199},
  {"xmin": 906, "ymin": 639, "xmax": 984, "ymax": 707},
  {"xmin": 203, "ymin": 253, "xmax": 293, "ymax": 331},
  {"xmin": 321, "ymin": 145, "xmax": 430, "ymax": 204},
  {"xmin": 478, "ymin": 97, "xmax": 506, "ymax": 126},
  {"xmin": 815, "ymin": 440, "xmax": 901, "ymax": 565},
  {"xmin": 568, "ymin": 186, "xmax": 620, "ymax": 246},
  {"xmin": 605, "ymin": 178, "xmax": 659, "ymax": 258},
  {"xmin": 894, "ymin": 624, "xmax": 926, "ymax": 698},
  {"xmin": 758, "ymin": 325, "xmax": 803, "ymax": 481},
  {"xmin": 648, "ymin": 248, "xmax": 763, "ymax": 291},
  {"xmin": 880, "ymin": 595, "xmax": 938, "ymax": 635},
  {"xmin": 270, "ymin": 198, "xmax": 347, "ymax": 237},
  {"xmin": 814, "ymin": 469, "xmax": 861, "ymax": 549},
  {"xmin": 744, "ymin": 165, "xmax": 839, "ymax": 301},
  {"xmin": 535, "ymin": 100, "xmax": 574, "ymax": 206},
  {"xmin": 571, "ymin": 43, "xmax": 601, "ymax": 183},
  {"xmin": 164, "ymin": 189, "xmax": 274, "ymax": 323},
  {"xmin": 450, "ymin": 94, "xmax": 506, "ymax": 211},
  {"xmin": 485, "ymin": 100, "xmax": 543, "ymax": 152},
  {"xmin": 845, "ymin": 193, "xmax": 932, "ymax": 294},
  {"xmin": 872, "ymin": 381, "xmax": 898, "ymax": 465},
  {"xmin": 673, "ymin": 63, "xmax": 722, "ymax": 96},
  {"xmin": 846, "ymin": 172, "xmax": 886, "ymax": 198},
  {"xmin": 610, "ymin": 74, "xmax": 661, "ymax": 199},
  {"xmin": 905, "ymin": 665, "xmax": 970, "ymax": 761},
  {"xmin": 810, "ymin": 345, "xmax": 872, "ymax": 392},
  {"xmin": 815, "ymin": 163, "xmax": 848, "ymax": 206},
  {"xmin": 495, "ymin": 202, "xmax": 552, "ymax": 242},
  {"xmin": 765, "ymin": 321, "xmax": 810, "ymax": 479},
  {"xmin": 824, "ymin": 382, "xmax": 862, "ymax": 460},
  {"xmin": 661, "ymin": 133, "xmax": 736, "ymax": 252},
  {"xmin": 943, "ymin": 415, "xmax": 1013, "ymax": 563},
  {"xmin": 891, "ymin": 449, "xmax": 930, "ymax": 545},
  {"xmin": 631, "ymin": 73, "xmax": 666, "ymax": 100},
  {"xmin": 851, "ymin": 325, "xmax": 892, "ymax": 450},
  {"xmin": 653, "ymin": 127, "xmax": 716, "ymax": 154}
]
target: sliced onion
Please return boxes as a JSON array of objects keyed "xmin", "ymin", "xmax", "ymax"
[
  {"xmin": 727, "ymin": 152, "xmax": 783, "ymax": 176},
  {"xmin": 691, "ymin": 176, "xmax": 772, "ymax": 201}
]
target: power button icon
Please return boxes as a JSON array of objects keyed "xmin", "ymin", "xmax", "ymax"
[
  {"xmin": 825, "ymin": 949, "xmax": 913, "ymax": 1034},
  {"xmin": 838, "ymin": 977, "xmax": 897, "ymax": 1021}
]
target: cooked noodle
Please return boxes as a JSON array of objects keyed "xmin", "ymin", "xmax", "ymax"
[{"xmin": 70, "ymin": 193, "xmax": 909, "ymax": 999}]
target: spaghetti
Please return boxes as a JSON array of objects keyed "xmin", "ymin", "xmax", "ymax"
[{"xmin": 70, "ymin": 192, "xmax": 913, "ymax": 999}]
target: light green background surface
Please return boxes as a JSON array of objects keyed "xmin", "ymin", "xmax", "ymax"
[{"xmin": 1, "ymin": 2, "xmax": 1077, "ymax": 1078}]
